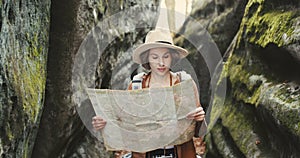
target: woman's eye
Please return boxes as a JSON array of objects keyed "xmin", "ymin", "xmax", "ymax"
[
  {"xmin": 163, "ymin": 55, "xmax": 169, "ymax": 58},
  {"xmin": 152, "ymin": 56, "xmax": 158, "ymax": 59}
]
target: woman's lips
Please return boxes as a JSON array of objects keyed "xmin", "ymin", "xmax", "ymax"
[{"xmin": 157, "ymin": 67, "xmax": 166, "ymax": 72}]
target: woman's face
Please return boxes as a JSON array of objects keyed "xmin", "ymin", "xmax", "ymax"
[{"xmin": 148, "ymin": 47, "xmax": 172, "ymax": 76}]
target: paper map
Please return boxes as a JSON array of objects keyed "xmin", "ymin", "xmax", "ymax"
[{"xmin": 87, "ymin": 79, "xmax": 197, "ymax": 152}]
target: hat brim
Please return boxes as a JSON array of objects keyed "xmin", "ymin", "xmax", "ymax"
[{"xmin": 132, "ymin": 43, "xmax": 189, "ymax": 64}]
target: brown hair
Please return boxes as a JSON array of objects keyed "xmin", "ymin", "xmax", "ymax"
[{"xmin": 139, "ymin": 48, "xmax": 180, "ymax": 70}]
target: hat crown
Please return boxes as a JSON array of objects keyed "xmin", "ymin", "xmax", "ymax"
[
  {"xmin": 132, "ymin": 29, "xmax": 189, "ymax": 64},
  {"xmin": 145, "ymin": 29, "xmax": 174, "ymax": 45}
]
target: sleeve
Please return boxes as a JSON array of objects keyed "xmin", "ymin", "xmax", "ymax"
[
  {"xmin": 191, "ymin": 79, "xmax": 207, "ymax": 138},
  {"xmin": 197, "ymin": 120, "xmax": 207, "ymax": 137},
  {"xmin": 192, "ymin": 80, "xmax": 201, "ymax": 107}
]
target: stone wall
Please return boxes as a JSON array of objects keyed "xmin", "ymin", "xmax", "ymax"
[
  {"xmin": 32, "ymin": 0, "xmax": 160, "ymax": 157},
  {"xmin": 191, "ymin": 0, "xmax": 300, "ymax": 157},
  {"xmin": 0, "ymin": 0, "xmax": 50, "ymax": 157}
]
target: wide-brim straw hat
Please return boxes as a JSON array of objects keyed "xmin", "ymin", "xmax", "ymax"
[{"xmin": 132, "ymin": 28, "xmax": 189, "ymax": 64}]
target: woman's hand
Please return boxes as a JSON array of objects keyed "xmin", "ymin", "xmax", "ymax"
[
  {"xmin": 186, "ymin": 107, "xmax": 205, "ymax": 121},
  {"xmin": 92, "ymin": 116, "xmax": 107, "ymax": 131}
]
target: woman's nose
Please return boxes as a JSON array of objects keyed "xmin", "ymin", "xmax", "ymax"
[{"xmin": 158, "ymin": 58, "xmax": 165, "ymax": 66}]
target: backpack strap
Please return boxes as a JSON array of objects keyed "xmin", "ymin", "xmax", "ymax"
[
  {"xmin": 174, "ymin": 71, "xmax": 192, "ymax": 82},
  {"xmin": 129, "ymin": 72, "xmax": 148, "ymax": 90},
  {"xmin": 132, "ymin": 72, "xmax": 147, "ymax": 81}
]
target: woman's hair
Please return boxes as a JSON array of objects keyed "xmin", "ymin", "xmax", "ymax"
[
  {"xmin": 140, "ymin": 48, "xmax": 180, "ymax": 70},
  {"xmin": 140, "ymin": 50, "xmax": 151, "ymax": 70}
]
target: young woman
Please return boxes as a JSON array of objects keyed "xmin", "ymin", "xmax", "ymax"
[{"xmin": 92, "ymin": 29, "xmax": 206, "ymax": 158}]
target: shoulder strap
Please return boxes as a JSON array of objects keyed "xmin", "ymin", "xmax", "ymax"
[
  {"xmin": 131, "ymin": 72, "xmax": 148, "ymax": 89},
  {"xmin": 132, "ymin": 72, "xmax": 147, "ymax": 81},
  {"xmin": 175, "ymin": 71, "xmax": 192, "ymax": 82}
]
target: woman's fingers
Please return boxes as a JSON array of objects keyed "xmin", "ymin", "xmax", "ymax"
[
  {"xmin": 93, "ymin": 122, "xmax": 106, "ymax": 130},
  {"xmin": 194, "ymin": 113, "xmax": 205, "ymax": 121},
  {"xmin": 186, "ymin": 107, "xmax": 205, "ymax": 121},
  {"xmin": 93, "ymin": 123, "xmax": 106, "ymax": 130},
  {"xmin": 193, "ymin": 110, "xmax": 205, "ymax": 117},
  {"xmin": 92, "ymin": 116, "xmax": 107, "ymax": 130}
]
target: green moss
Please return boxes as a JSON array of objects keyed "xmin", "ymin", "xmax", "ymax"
[
  {"xmin": 236, "ymin": 0, "xmax": 262, "ymax": 47},
  {"xmin": 220, "ymin": 99, "xmax": 257, "ymax": 154},
  {"xmin": 226, "ymin": 54, "xmax": 265, "ymax": 105},
  {"xmin": 238, "ymin": 76, "xmax": 300, "ymax": 137},
  {"xmin": 10, "ymin": 33, "xmax": 46, "ymax": 122},
  {"xmin": 223, "ymin": 53, "xmax": 300, "ymax": 137},
  {"xmin": 208, "ymin": 96, "xmax": 225, "ymax": 131},
  {"xmin": 273, "ymin": 85, "xmax": 298, "ymax": 104},
  {"xmin": 246, "ymin": 11, "xmax": 295, "ymax": 47},
  {"xmin": 6, "ymin": 123, "xmax": 14, "ymax": 141},
  {"xmin": 249, "ymin": 85, "xmax": 262, "ymax": 106},
  {"xmin": 238, "ymin": 0, "xmax": 296, "ymax": 48},
  {"xmin": 223, "ymin": 101, "xmax": 265, "ymax": 155},
  {"xmin": 217, "ymin": 60, "xmax": 230, "ymax": 86},
  {"xmin": 97, "ymin": 0, "xmax": 106, "ymax": 14},
  {"xmin": 23, "ymin": 43, "xmax": 46, "ymax": 122},
  {"xmin": 265, "ymin": 84, "xmax": 300, "ymax": 136}
]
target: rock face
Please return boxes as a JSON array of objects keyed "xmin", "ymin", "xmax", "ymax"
[
  {"xmin": 181, "ymin": 0, "xmax": 300, "ymax": 157},
  {"xmin": 32, "ymin": 0, "xmax": 160, "ymax": 158},
  {"xmin": 0, "ymin": 0, "xmax": 50, "ymax": 157}
]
